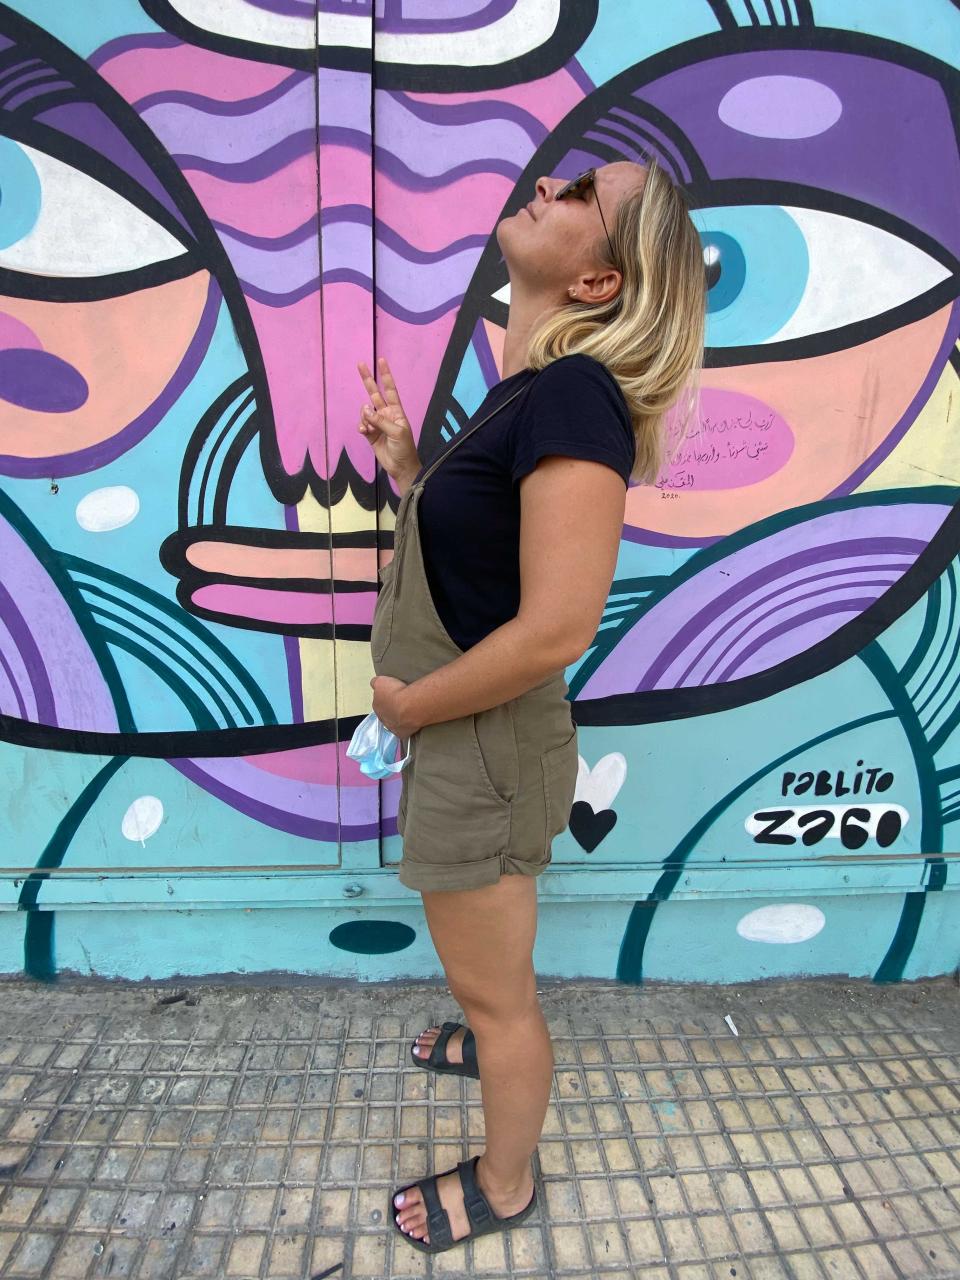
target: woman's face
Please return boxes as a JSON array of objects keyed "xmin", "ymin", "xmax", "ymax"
[{"xmin": 498, "ymin": 160, "xmax": 646, "ymax": 295}]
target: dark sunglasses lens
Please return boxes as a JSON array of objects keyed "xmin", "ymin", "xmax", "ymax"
[{"xmin": 558, "ymin": 169, "xmax": 593, "ymax": 199}]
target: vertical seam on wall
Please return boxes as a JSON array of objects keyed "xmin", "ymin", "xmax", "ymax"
[
  {"xmin": 371, "ymin": 7, "xmax": 387, "ymax": 851},
  {"xmin": 313, "ymin": 2, "xmax": 342, "ymax": 854}
]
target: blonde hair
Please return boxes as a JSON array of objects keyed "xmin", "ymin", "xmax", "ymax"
[{"xmin": 525, "ymin": 161, "xmax": 706, "ymax": 485}]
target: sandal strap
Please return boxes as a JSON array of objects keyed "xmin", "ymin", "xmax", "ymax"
[
  {"xmin": 428, "ymin": 1022, "xmax": 461, "ymax": 1069},
  {"xmin": 419, "ymin": 1173, "xmax": 454, "ymax": 1249},
  {"xmin": 458, "ymin": 1156, "xmax": 495, "ymax": 1230},
  {"xmin": 461, "ymin": 1029, "xmax": 479, "ymax": 1075}
]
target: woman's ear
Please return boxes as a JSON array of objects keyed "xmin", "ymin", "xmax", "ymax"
[{"xmin": 575, "ymin": 268, "xmax": 622, "ymax": 305}]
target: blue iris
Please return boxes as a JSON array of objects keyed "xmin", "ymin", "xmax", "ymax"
[
  {"xmin": 693, "ymin": 205, "xmax": 810, "ymax": 348},
  {"xmin": 0, "ymin": 137, "xmax": 41, "ymax": 250}
]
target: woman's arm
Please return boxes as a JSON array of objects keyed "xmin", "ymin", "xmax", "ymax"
[{"xmin": 400, "ymin": 455, "xmax": 626, "ymax": 729}]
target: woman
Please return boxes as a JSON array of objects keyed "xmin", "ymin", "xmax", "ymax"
[{"xmin": 356, "ymin": 159, "xmax": 705, "ymax": 1254}]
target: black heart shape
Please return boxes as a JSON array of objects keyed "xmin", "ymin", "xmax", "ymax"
[{"xmin": 569, "ymin": 801, "xmax": 617, "ymax": 853}]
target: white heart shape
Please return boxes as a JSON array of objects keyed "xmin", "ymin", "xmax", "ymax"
[{"xmin": 575, "ymin": 752, "xmax": 626, "ymax": 812}]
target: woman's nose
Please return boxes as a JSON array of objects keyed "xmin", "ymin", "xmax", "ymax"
[{"xmin": 535, "ymin": 175, "xmax": 554, "ymax": 201}]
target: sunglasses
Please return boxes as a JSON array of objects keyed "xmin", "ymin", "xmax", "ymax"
[{"xmin": 554, "ymin": 167, "xmax": 617, "ymax": 265}]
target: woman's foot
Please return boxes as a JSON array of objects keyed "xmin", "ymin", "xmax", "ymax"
[
  {"xmin": 412, "ymin": 1023, "xmax": 466, "ymax": 1065},
  {"xmin": 393, "ymin": 1154, "xmax": 534, "ymax": 1246}
]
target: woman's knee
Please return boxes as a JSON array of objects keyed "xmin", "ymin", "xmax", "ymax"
[{"xmin": 450, "ymin": 971, "xmax": 539, "ymax": 1025}]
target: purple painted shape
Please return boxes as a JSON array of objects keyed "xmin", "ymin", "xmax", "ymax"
[
  {"xmin": 172, "ymin": 752, "xmax": 386, "ymax": 844},
  {"xmin": 213, "ymin": 214, "xmax": 316, "ymax": 250},
  {"xmin": 580, "ymin": 503, "xmax": 952, "ymax": 699},
  {"xmin": 0, "ymin": 276, "xmax": 221, "ymax": 479},
  {"xmin": 0, "ymin": 512, "xmax": 118, "ymax": 731},
  {"xmin": 324, "ymin": 267, "xmax": 462, "ymax": 323},
  {"xmin": 718, "ymin": 75, "xmax": 843, "ymax": 140},
  {"xmin": 88, "ymin": 32, "xmax": 180, "ymax": 72},
  {"xmin": 644, "ymin": 536, "xmax": 923, "ymax": 689},
  {"xmin": 252, "ymin": 0, "xmax": 314, "ymax": 14},
  {"xmin": 242, "ymin": 278, "xmax": 321, "ymax": 307},
  {"xmin": 220, "ymin": 229, "xmax": 319, "ymax": 295},
  {"xmin": 708, "ymin": 575, "xmax": 900, "ymax": 684},
  {"xmin": 729, "ymin": 600, "xmax": 875, "ymax": 682},
  {"xmin": 134, "ymin": 71, "xmax": 308, "ymax": 119},
  {"xmin": 376, "ymin": 93, "xmax": 537, "ymax": 174},
  {"xmin": 0, "ymin": 67, "xmax": 62, "ymax": 100},
  {"xmin": 638, "ymin": 48, "xmax": 960, "ymax": 258},
  {"xmin": 173, "ymin": 128, "xmax": 316, "ymax": 181},
  {"xmin": 371, "ymin": 136, "xmax": 522, "ymax": 189},
  {"xmin": 0, "ymin": 350, "xmax": 88, "ymax": 413},
  {"xmin": 371, "ymin": 229, "xmax": 481, "ymax": 307},
  {"xmin": 686, "ymin": 563, "xmax": 909, "ymax": 685},
  {"xmin": 608, "ymin": 105, "xmax": 692, "ymax": 183},
  {"xmin": 172, "ymin": 757, "xmax": 343, "ymax": 839},
  {"xmin": 0, "ymin": 600, "xmax": 44, "ymax": 719},
  {"xmin": 0, "ymin": 314, "xmax": 42, "ymax": 352},
  {"xmin": 585, "ymin": 127, "xmax": 647, "ymax": 166},
  {"xmin": 140, "ymin": 75, "xmax": 317, "ymax": 164},
  {"xmin": 386, "ymin": 90, "xmax": 547, "ymax": 147},
  {"xmin": 379, "ymin": 0, "xmax": 518, "ymax": 32},
  {"xmin": 472, "ymin": 316, "xmax": 500, "ymax": 390},
  {"xmin": 566, "ymin": 57, "xmax": 595, "ymax": 97},
  {"xmin": 2, "ymin": 78, "xmax": 73, "ymax": 112},
  {"xmin": 33, "ymin": 103, "xmax": 193, "ymax": 237},
  {"xmin": 0, "ymin": 640, "xmax": 28, "ymax": 719}
]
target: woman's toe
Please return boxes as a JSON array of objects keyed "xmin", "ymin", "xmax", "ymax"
[{"xmin": 413, "ymin": 1028, "xmax": 439, "ymax": 1057}]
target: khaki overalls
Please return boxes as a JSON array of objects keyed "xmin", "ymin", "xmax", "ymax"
[{"xmin": 371, "ymin": 378, "xmax": 580, "ymax": 893}]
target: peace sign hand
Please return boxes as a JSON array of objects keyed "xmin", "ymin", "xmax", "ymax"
[{"xmin": 357, "ymin": 357, "xmax": 421, "ymax": 487}]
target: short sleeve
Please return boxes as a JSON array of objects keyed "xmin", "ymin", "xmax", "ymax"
[{"xmin": 510, "ymin": 354, "xmax": 635, "ymax": 486}]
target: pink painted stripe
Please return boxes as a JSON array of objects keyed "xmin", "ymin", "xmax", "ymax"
[
  {"xmin": 186, "ymin": 152, "xmax": 319, "ymax": 239},
  {"xmin": 191, "ymin": 584, "xmax": 377, "ymax": 625},
  {"xmin": 373, "ymin": 168, "xmax": 514, "ymax": 251},
  {"xmin": 100, "ymin": 42, "xmax": 292, "ymax": 104}
]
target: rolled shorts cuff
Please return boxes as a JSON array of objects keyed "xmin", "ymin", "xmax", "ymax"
[{"xmin": 397, "ymin": 850, "xmax": 550, "ymax": 893}]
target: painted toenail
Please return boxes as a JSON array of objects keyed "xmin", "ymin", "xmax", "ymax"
[{"xmin": 394, "ymin": 1193, "xmax": 404, "ymax": 1206}]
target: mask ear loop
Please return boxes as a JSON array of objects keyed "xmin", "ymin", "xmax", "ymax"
[{"xmin": 347, "ymin": 711, "xmax": 412, "ymax": 778}]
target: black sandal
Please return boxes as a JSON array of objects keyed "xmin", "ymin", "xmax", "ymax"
[
  {"xmin": 410, "ymin": 1020, "xmax": 480, "ymax": 1078},
  {"xmin": 390, "ymin": 1154, "xmax": 537, "ymax": 1254}
]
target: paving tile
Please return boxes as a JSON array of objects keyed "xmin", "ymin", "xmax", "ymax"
[{"xmin": 0, "ymin": 981, "xmax": 956, "ymax": 1279}]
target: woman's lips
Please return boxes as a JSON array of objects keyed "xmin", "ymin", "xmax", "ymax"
[{"xmin": 525, "ymin": 202, "xmax": 536, "ymax": 219}]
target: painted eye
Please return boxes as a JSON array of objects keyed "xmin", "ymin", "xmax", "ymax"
[
  {"xmin": 144, "ymin": 0, "xmax": 584, "ymax": 73},
  {"xmin": 693, "ymin": 203, "xmax": 956, "ymax": 356},
  {"xmin": 0, "ymin": 136, "xmax": 187, "ymax": 284}
]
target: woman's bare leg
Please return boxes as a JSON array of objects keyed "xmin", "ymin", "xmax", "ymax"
[{"xmin": 393, "ymin": 874, "xmax": 552, "ymax": 1244}]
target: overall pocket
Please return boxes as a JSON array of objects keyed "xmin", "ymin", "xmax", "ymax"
[
  {"xmin": 541, "ymin": 727, "xmax": 579, "ymax": 850},
  {"xmin": 471, "ymin": 703, "xmax": 519, "ymax": 807},
  {"xmin": 401, "ymin": 717, "xmax": 511, "ymax": 862}
]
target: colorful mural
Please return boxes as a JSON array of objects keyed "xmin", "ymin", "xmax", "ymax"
[{"xmin": 0, "ymin": 0, "xmax": 958, "ymax": 984}]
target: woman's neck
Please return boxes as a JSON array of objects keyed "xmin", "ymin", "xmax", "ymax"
[{"xmin": 501, "ymin": 281, "xmax": 562, "ymax": 378}]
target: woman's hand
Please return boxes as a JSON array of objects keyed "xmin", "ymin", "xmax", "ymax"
[
  {"xmin": 357, "ymin": 356, "xmax": 421, "ymax": 486},
  {"xmin": 370, "ymin": 675, "xmax": 421, "ymax": 741}
]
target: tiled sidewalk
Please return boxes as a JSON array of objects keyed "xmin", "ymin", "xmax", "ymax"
[{"xmin": 0, "ymin": 977, "xmax": 958, "ymax": 1279}]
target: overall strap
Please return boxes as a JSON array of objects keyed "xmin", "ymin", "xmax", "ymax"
[{"xmin": 417, "ymin": 374, "xmax": 537, "ymax": 486}]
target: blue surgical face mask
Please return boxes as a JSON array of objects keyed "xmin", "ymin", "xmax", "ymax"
[{"xmin": 346, "ymin": 710, "xmax": 411, "ymax": 779}]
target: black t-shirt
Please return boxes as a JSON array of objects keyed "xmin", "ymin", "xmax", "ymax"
[{"xmin": 416, "ymin": 352, "xmax": 635, "ymax": 652}]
